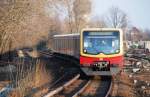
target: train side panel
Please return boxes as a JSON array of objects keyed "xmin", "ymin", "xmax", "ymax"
[{"xmin": 53, "ymin": 35, "xmax": 80, "ymax": 58}]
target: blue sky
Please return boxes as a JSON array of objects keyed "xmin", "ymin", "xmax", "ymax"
[{"xmin": 92, "ymin": 0, "xmax": 150, "ymax": 29}]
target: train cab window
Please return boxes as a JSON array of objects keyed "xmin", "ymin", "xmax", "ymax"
[{"xmin": 83, "ymin": 31, "xmax": 120, "ymax": 55}]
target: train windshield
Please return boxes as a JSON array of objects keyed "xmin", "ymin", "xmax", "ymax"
[{"xmin": 83, "ymin": 31, "xmax": 120, "ymax": 55}]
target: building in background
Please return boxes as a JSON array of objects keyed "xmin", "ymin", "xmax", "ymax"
[{"xmin": 130, "ymin": 27, "xmax": 142, "ymax": 42}]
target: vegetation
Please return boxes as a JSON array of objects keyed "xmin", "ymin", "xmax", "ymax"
[{"xmin": 0, "ymin": 0, "xmax": 150, "ymax": 97}]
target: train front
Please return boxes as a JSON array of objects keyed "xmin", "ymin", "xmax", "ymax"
[{"xmin": 80, "ymin": 28, "xmax": 124, "ymax": 76}]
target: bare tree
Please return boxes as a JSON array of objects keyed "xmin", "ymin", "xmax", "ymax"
[
  {"xmin": 105, "ymin": 7, "xmax": 128, "ymax": 29},
  {"xmin": 47, "ymin": 0, "xmax": 92, "ymax": 33},
  {"xmin": 47, "ymin": 0, "xmax": 74, "ymax": 33},
  {"xmin": 89, "ymin": 16, "xmax": 106, "ymax": 28},
  {"xmin": 0, "ymin": 0, "xmax": 52, "ymax": 52},
  {"xmin": 73, "ymin": 0, "xmax": 91, "ymax": 32}
]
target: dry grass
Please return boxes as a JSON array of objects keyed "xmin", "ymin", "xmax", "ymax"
[{"xmin": 7, "ymin": 59, "xmax": 52, "ymax": 97}]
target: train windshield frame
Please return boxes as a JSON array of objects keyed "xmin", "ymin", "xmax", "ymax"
[{"xmin": 83, "ymin": 31, "xmax": 120, "ymax": 55}]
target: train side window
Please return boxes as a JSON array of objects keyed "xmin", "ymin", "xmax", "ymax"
[
  {"xmin": 65, "ymin": 38, "xmax": 67, "ymax": 53},
  {"xmin": 56, "ymin": 38, "xmax": 59, "ymax": 51},
  {"xmin": 68, "ymin": 37, "xmax": 70, "ymax": 55},
  {"xmin": 61, "ymin": 38, "xmax": 63, "ymax": 48},
  {"xmin": 74, "ymin": 37, "xmax": 76, "ymax": 48},
  {"xmin": 54, "ymin": 38, "xmax": 57, "ymax": 50},
  {"xmin": 77, "ymin": 37, "xmax": 80, "ymax": 52},
  {"xmin": 73, "ymin": 38, "xmax": 74, "ymax": 54},
  {"xmin": 69, "ymin": 37, "xmax": 70, "ymax": 49},
  {"xmin": 64, "ymin": 38, "xmax": 66, "ymax": 53},
  {"xmin": 63, "ymin": 38, "xmax": 64, "ymax": 53},
  {"xmin": 58, "ymin": 38, "xmax": 60, "ymax": 50},
  {"xmin": 66, "ymin": 37, "xmax": 68, "ymax": 53},
  {"xmin": 55, "ymin": 38, "xmax": 57, "ymax": 50},
  {"xmin": 59, "ymin": 37, "xmax": 63, "ymax": 52},
  {"xmin": 72, "ymin": 37, "xmax": 74, "ymax": 55},
  {"xmin": 69, "ymin": 37, "xmax": 70, "ymax": 53},
  {"xmin": 70, "ymin": 37, "xmax": 73, "ymax": 55},
  {"xmin": 62, "ymin": 38, "xmax": 64, "ymax": 52},
  {"xmin": 54, "ymin": 38, "xmax": 56, "ymax": 50}
]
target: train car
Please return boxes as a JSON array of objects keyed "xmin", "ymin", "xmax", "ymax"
[
  {"xmin": 53, "ymin": 33, "xmax": 80, "ymax": 58},
  {"xmin": 53, "ymin": 28, "xmax": 124, "ymax": 76}
]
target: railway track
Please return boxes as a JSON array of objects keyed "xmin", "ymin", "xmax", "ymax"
[
  {"xmin": 43, "ymin": 74, "xmax": 81, "ymax": 97},
  {"xmin": 44, "ymin": 75, "xmax": 112, "ymax": 97},
  {"xmin": 73, "ymin": 76, "xmax": 112, "ymax": 97},
  {"xmin": 53, "ymin": 77, "xmax": 89, "ymax": 97},
  {"xmin": 72, "ymin": 77, "xmax": 100, "ymax": 97}
]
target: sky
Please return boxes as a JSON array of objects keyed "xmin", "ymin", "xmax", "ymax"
[{"xmin": 92, "ymin": 0, "xmax": 150, "ymax": 29}]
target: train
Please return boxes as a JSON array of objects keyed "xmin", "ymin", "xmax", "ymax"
[{"xmin": 52, "ymin": 28, "xmax": 124, "ymax": 76}]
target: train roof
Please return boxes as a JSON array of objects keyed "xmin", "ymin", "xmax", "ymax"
[
  {"xmin": 53, "ymin": 33, "xmax": 79, "ymax": 37},
  {"xmin": 53, "ymin": 28, "xmax": 123, "ymax": 38}
]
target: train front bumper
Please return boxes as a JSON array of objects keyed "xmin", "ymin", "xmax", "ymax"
[{"xmin": 81, "ymin": 66, "xmax": 121, "ymax": 76}]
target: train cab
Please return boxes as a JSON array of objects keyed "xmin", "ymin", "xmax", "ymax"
[{"xmin": 80, "ymin": 28, "xmax": 124, "ymax": 76}]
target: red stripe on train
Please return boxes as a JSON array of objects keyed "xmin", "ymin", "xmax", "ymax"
[{"xmin": 80, "ymin": 55, "xmax": 124, "ymax": 67}]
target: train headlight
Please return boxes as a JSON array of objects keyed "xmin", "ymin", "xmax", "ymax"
[
  {"xmin": 104, "ymin": 62, "xmax": 108, "ymax": 67},
  {"xmin": 94, "ymin": 63, "xmax": 98, "ymax": 66},
  {"xmin": 106, "ymin": 62, "xmax": 109, "ymax": 64},
  {"xmin": 101, "ymin": 62, "xmax": 109, "ymax": 67},
  {"xmin": 116, "ymin": 49, "xmax": 119, "ymax": 53},
  {"xmin": 83, "ymin": 49, "xmax": 87, "ymax": 53}
]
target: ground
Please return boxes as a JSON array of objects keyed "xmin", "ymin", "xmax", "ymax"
[{"xmin": 111, "ymin": 67, "xmax": 150, "ymax": 97}]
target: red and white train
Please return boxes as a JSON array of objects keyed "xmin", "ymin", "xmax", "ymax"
[{"xmin": 52, "ymin": 28, "xmax": 124, "ymax": 76}]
